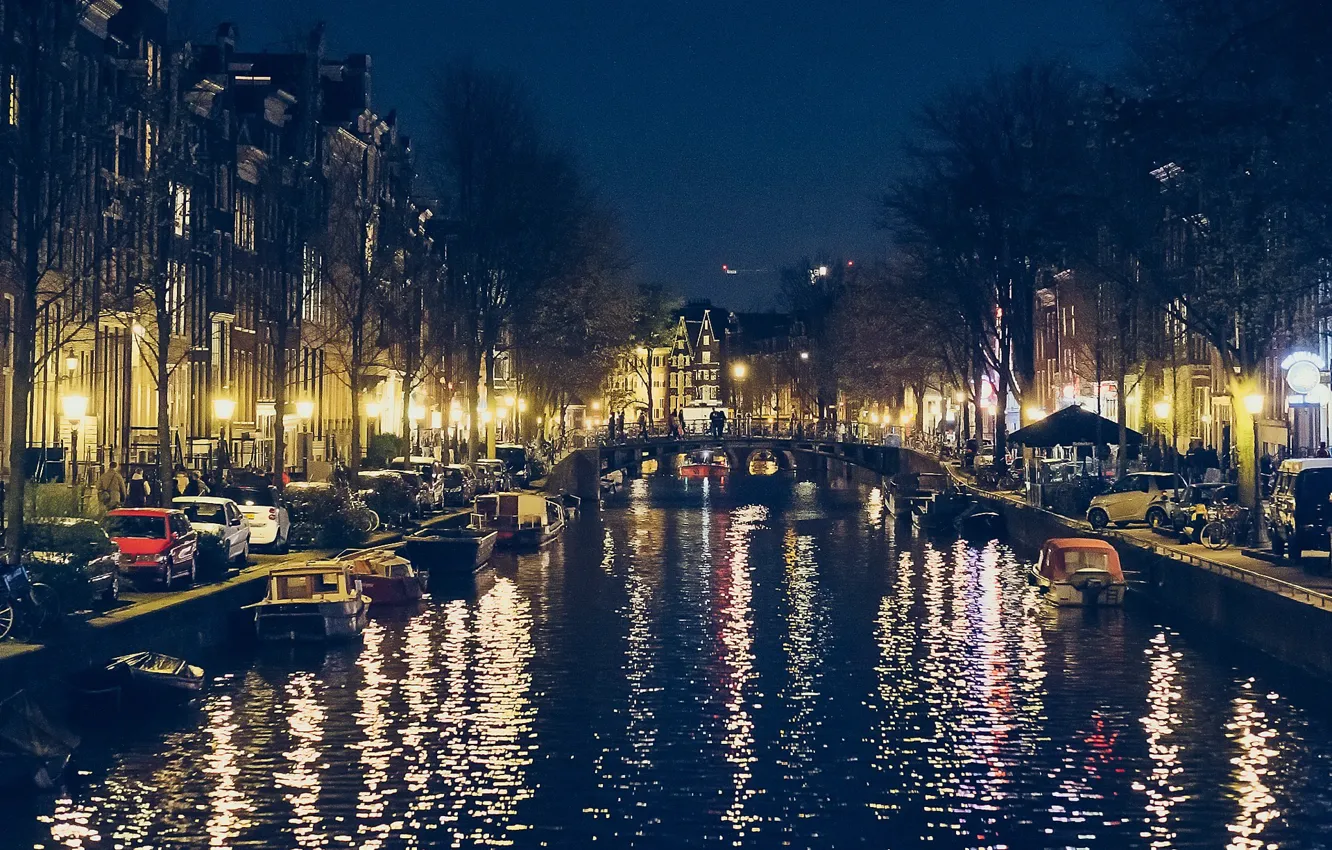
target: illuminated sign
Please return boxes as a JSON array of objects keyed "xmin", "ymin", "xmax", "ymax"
[{"xmin": 1283, "ymin": 351, "xmax": 1326, "ymax": 397}]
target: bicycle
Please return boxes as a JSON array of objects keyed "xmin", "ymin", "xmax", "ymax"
[
  {"xmin": 1200, "ymin": 501, "xmax": 1248, "ymax": 550},
  {"xmin": 0, "ymin": 563, "xmax": 58, "ymax": 642}
]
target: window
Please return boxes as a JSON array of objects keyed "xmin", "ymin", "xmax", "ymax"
[
  {"xmin": 172, "ymin": 182, "xmax": 191, "ymax": 236},
  {"xmin": 302, "ymin": 244, "xmax": 322, "ymax": 321},
  {"xmin": 233, "ymin": 190, "xmax": 254, "ymax": 250},
  {"xmin": 143, "ymin": 118, "xmax": 156, "ymax": 171},
  {"xmin": 6, "ymin": 73, "xmax": 17, "ymax": 126},
  {"xmin": 166, "ymin": 260, "xmax": 186, "ymax": 335},
  {"xmin": 701, "ymin": 350, "xmax": 711, "ymax": 364}
]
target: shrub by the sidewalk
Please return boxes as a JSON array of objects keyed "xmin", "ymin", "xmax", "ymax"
[
  {"xmin": 366, "ymin": 433, "xmax": 409, "ymax": 469},
  {"xmin": 284, "ymin": 482, "xmax": 368, "ymax": 549},
  {"xmin": 358, "ymin": 472, "xmax": 413, "ymax": 526},
  {"xmin": 194, "ymin": 529, "xmax": 231, "ymax": 578},
  {"xmin": 23, "ymin": 518, "xmax": 118, "ymax": 610}
]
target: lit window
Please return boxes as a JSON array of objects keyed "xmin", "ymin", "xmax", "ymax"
[
  {"xmin": 6, "ymin": 73, "xmax": 16, "ymax": 126},
  {"xmin": 143, "ymin": 119, "xmax": 156, "ymax": 170},
  {"xmin": 166, "ymin": 261, "xmax": 186, "ymax": 336},
  {"xmin": 172, "ymin": 183, "xmax": 191, "ymax": 236}
]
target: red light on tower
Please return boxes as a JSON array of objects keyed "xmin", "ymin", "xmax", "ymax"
[{"xmin": 847, "ymin": 260, "xmax": 854, "ymax": 267}]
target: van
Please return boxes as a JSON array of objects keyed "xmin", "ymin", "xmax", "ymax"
[{"xmin": 1267, "ymin": 458, "xmax": 1332, "ymax": 562}]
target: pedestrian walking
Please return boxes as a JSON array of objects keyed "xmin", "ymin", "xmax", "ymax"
[
  {"xmin": 638, "ymin": 411, "xmax": 648, "ymax": 439},
  {"xmin": 617, "ymin": 411, "xmax": 626, "ymax": 441},
  {"xmin": 127, "ymin": 470, "xmax": 152, "ymax": 507},
  {"xmin": 608, "ymin": 414, "xmax": 615, "ymax": 442},
  {"xmin": 97, "ymin": 461, "xmax": 126, "ymax": 510},
  {"xmin": 183, "ymin": 470, "xmax": 209, "ymax": 497},
  {"xmin": 717, "ymin": 409, "xmax": 727, "ymax": 437}
]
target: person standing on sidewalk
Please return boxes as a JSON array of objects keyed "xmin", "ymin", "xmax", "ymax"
[{"xmin": 97, "ymin": 462, "xmax": 126, "ymax": 510}]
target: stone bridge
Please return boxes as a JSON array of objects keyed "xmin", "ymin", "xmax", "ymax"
[{"xmin": 543, "ymin": 437, "xmax": 944, "ymax": 499}]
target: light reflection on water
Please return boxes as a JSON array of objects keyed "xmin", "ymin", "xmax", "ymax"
[{"xmin": 11, "ymin": 474, "xmax": 1332, "ymax": 849}]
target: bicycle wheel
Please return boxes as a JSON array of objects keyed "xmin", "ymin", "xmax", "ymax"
[
  {"xmin": 29, "ymin": 582, "xmax": 59, "ymax": 627},
  {"xmin": 1201, "ymin": 521, "xmax": 1230, "ymax": 550},
  {"xmin": 367, "ymin": 510, "xmax": 381, "ymax": 533},
  {"xmin": 0, "ymin": 604, "xmax": 13, "ymax": 640}
]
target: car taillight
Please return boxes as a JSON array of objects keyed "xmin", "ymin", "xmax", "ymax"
[{"xmin": 268, "ymin": 508, "xmax": 277, "ymax": 520}]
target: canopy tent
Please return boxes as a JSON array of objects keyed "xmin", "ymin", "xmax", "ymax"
[{"xmin": 1008, "ymin": 405, "xmax": 1143, "ymax": 449}]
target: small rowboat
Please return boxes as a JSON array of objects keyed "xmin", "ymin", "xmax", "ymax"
[{"xmin": 106, "ymin": 651, "xmax": 205, "ymax": 693}]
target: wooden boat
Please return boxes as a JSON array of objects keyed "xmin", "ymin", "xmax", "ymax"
[
  {"xmin": 0, "ymin": 691, "xmax": 77, "ymax": 791},
  {"xmin": 402, "ymin": 527, "xmax": 498, "ymax": 574},
  {"xmin": 245, "ymin": 562, "xmax": 370, "ymax": 641},
  {"xmin": 472, "ymin": 492, "xmax": 566, "ymax": 549},
  {"xmin": 346, "ymin": 548, "xmax": 425, "ymax": 605},
  {"xmin": 1029, "ymin": 538, "xmax": 1126, "ymax": 607},
  {"xmin": 106, "ymin": 651, "xmax": 204, "ymax": 693},
  {"xmin": 955, "ymin": 508, "xmax": 1004, "ymax": 540}
]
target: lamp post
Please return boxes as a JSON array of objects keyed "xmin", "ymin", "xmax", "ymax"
[
  {"xmin": 213, "ymin": 396, "xmax": 235, "ymax": 483},
  {"xmin": 365, "ymin": 400, "xmax": 381, "ymax": 444},
  {"xmin": 61, "ymin": 393, "xmax": 88, "ymax": 486},
  {"xmin": 517, "ymin": 398, "xmax": 527, "ymax": 443},
  {"xmin": 731, "ymin": 361, "xmax": 747, "ymax": 434},
  {"xmin": 409, "ymin": 402, "xmax": 425, "ymax": 452}
]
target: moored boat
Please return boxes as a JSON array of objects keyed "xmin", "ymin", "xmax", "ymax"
[
  {"xmin": 472, "ymin": 492, "xmax": 567, "ymax": 549},
  {"xmin": 245, "ymin": 561, "xmax": 370, "ymax": 641},
  {"xmin": 0, "ymin": 691, "xmax": 78, "ymax": 791},
  {"xmin": 679, "ymin": 461, "xmax": 728, "ymax": 479},
  {"xmin": 346, "ymin": 548, "xmax": 425, "ymax": 605},
  {"xmin": 107, "ymin": 651, "xmax": 205, "ymax": 693},
  {"xmin": 1030, "ymin": 538, "xmax": 1126, "ymax": 607},
  {"xmin": 402, "ymin": 527, "xmax": 498, "ymax": 574}
]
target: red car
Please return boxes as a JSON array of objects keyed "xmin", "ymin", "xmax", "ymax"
[{"xmin": 105, "ymin": 508, "xmax": 199, "ymax": 590}]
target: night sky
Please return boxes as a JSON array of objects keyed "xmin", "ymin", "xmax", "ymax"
[{"xmin": 191, "ymin": 0, "xmax": 1121, "ymax": 307}]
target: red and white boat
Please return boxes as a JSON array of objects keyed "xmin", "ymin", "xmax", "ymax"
[
  {"xmin": 346, "ymin": 548, "xmax": 425, "ymax": 605},
  {"xmin": 472, "ymin": 493, "xmax": 567, "ymax": 549}
]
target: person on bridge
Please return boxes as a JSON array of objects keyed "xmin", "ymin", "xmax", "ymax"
[
  {"xmin": 607, "ymin": 414, "xmax": 615, "ymax": 442},
  {"xmin": 638, "ymin": 411, "xmax": 648, "ymax": 439}
]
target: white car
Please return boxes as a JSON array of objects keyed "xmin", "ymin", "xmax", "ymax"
[
  {"xmin": 220, "ymin": 485, "xmax": 291, "ymax": 553},
  {"xmin": 173, "ymin": 496, "xmax": 251, "ymax": 570},
  {"xmin": 1087, "ymin": 472, "xmax": 1187, "ymax": 530}
]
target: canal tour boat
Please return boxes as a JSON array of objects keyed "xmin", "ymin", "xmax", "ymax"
[
  {"xmin": 472, "ymin": 492, "xmax": 566, "ymax": 549},
  {"xmin": 1030, "ymin": 538, "xmax": 1127, "ymax": 607},
  {"xmin": 345, "ymin": 547, "xmax": 425, "ymax": 605},
  {"xmin": 246, "ymin": 562, "xmax": 370, "ymax": 641}
]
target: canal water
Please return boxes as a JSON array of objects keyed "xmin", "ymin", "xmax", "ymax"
[{"xmin": 10, "ymin": 473, "xmax": 1332, "ymax": 848}]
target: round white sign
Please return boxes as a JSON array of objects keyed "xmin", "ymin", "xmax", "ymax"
[{"xmin": 1286, "ymin": 358, "xmax": 1322, "ymax": 395}]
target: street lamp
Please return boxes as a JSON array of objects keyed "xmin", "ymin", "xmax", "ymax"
[
  {"xmin": 799, "ymin": 351, "xmax": 810, "ymax": 361},
  {"xmin": 1025, "ymin": 405, "xmax": 1047, "ymax": 422},
  {"xmin": 1244, "ymin": 391, "xmax": 1265, "ymax": 540},
  {"xmin": 295, "ymin": 399, "xmax": 315, "ymax": 420},
  {"xmin": 213, "ymin": 397, "xmax": 235, "ymax": 477},
  {"xmin": 731, "ymin": 362, "xmax": 747, "ymax": 380},
  {"xmin": 365, "ymin": 400, "xmax": 381, "ymax": 419},
  {"xmin": 65, "ymin": 354, "xmax": 77, "ymax": 374},
  {"xmin": 62, "ymin": 393, "xmax": 88, "ymax": 485},
  {"xmin": 1153, "ymin": 399, "xmax": 1172, "ymax": 421}
]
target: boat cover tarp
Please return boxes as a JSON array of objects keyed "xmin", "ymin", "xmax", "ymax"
[
  {"xmin": 0, "ymin": 691, "xmax": 78, "ymax": 763},
  {"xmin": 1039, "ymin": 538, "xmax": 1124, "ymax": 582},
  {"xmin": 1009, "ymin": 406, "xmax": 1144, "ymax": 449}
]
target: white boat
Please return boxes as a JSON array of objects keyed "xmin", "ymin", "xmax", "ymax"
[
  {"xmin": 472, "ymin": 492, "xmax": 567, "ymax": 549},
  {"xmin": 246, "ymin": 562, "xmax": 370, "ymax": 641},
  {"xmin": 1030, "ymin": 538, "xmax": 1127, "ymax": 607}
]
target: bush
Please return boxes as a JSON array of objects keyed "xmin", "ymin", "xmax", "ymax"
[
  {"xmin": 358, "ymin": 473, "xmax": 413, "ymax": 526},
  {"xmin": 27, "ymin": 483, "xmax": 83, "ymax": 520},
  {"xmin": 289, "ymin": 514, "xmax": 366, "ymax": 550},
  {"xmin": 284, "ymin": 482, "xmax": 341, "ymax": 523},
  {"xmin": 366, "ymin": 433, "xmax": 410, "ymax": 470},
  {"xmin": 194, "ymin": 529, "xmax": 231, "ymax": 578}
]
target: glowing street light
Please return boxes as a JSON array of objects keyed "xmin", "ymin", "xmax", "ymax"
[
  {"xmin": 295, "ymin": 399, "xmax": 315, "ymax": 420},
  {"xmin": 591, "ymin": 401, "xmax": 601, "ymax": 412},
  {"xmin": 65, "ymin": 354, "xmax": 77, "ymax": 373},
  {"xmin": 731, "ymin": 362, "xmax": 747, "ymax": 380},
  {"xmin": 409, "ymin": 403, "xmax": 426, "ymax": 423},
  {"xmin": 504, "ymin": 394, "xmax": 516, "ymax": 409},
  {"xmin": 1243, "ymin": 393, "xmax": 1264, "ymax": 416},
  {"xmin": 212, "ymin": 397, "xmax": 235, "ymax": 422},
  {"xmin": 62, "ymin": 393, "xmax": 88, "ymax": 483},
  {"xmin": 365, "ymin": 400, "xmax": 382, "ymax": 419},
  {"xmin": 449, "ymin": 404, "xmax": 463, "ymax": 424},
  {"xmin": 1025, "ymin": 405, "xmax": 1047, "ymax": 422},
  {"xmin": 1153, "ymin": 399, "xmax": 1172, "ymax": 420},
  {"xmin": 799, "ymin": 351, "xmax": 810, "ymax": 361},
  {"xmin": 518, "ymin": 398, "xmax": 528, "ymax": 413}
]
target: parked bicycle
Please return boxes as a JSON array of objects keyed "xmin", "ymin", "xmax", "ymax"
[
  {"xmin": 0, "ymin": 562, "xmax": 58, "ymax": 641},
  {"xmin": 1200, "ymin": 501, "xmax": 1248, "ymax": 550}
]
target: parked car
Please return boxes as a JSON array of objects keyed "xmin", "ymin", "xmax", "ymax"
[
  {"xmin": 1165, "ymin": 482, "xmax": 1239, "ymax": 542},
  {"xmin": 1267, "ymin": 458, "xmax": 1332, "ymax": 562},
  {"xmin": 440, "ymin": 464, "xmax": 478, "ymax": 506},
  {"xmin": 105, "ymin": 508, "xmax": 199, "ymax": 590},
  {"xmin": 174, "ymin": 496, "xmax": 251, "ymax": 574},
  {"xmin": 389, "ymin": 456, "xmax": 446, "ymax": 510},
  {"xmin": 474, "ymin": 458, "xmax": 511, "ymax": 494},
  {"xmin": 1086, "ymin": 472, "xmax": 1186, "ymax": 529},
  {"xmin": 24, "ymin": 517, "xmax": 121, "ymax": 605},
  {"xmin": 221, "ymin": 485, "xmax": 291, "ymax": 553},
  {"xmin": 495, "ymin": 444, "xmax": 531, "ymax": 487}
]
